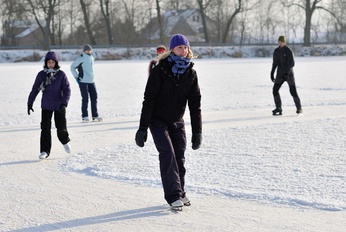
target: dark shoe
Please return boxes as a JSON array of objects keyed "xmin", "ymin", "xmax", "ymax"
[{"xmin": 272, "ymin": 108, "xmax": 282, "ymax": 116}]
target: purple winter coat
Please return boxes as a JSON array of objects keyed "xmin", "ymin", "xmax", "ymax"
[{"xmin": 28, "ymin": 51, "xmax": 71, "ymax": 111}]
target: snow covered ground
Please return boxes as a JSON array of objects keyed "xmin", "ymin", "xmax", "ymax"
[{"xmin": 0, "ymin": 57, "xmax": 346, "ymax": 231}]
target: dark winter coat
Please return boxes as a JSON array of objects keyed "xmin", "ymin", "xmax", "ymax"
[
  {"xmin": 139, "ymin": 57, "xmax": 202, "ymax": 134},
  {"xmin": 271, "ymin": 45, "xmax": 295, "ymax": 83},
  {"xmin": 28, "ymin": 52, "xmax": 71, "ymax": 111}
]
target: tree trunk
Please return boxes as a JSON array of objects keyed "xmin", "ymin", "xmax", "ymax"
[
  {"xmin": 156, "ymin": 0, "xmax": 164, "ymax": 44},
  {"xmin": 100, "ymin": 0, "xmax": 113, "ymax": 45},
  {"xmin": 80, "ymin": 0, "xmax": 96, "ymax": 45},
  {"xmin": 197, "ymin": 0, "xmax": 209, "ymax": 43},
  {"xmin": 222, "ymin": 0, "xmax": 242, "ymax": 43}
]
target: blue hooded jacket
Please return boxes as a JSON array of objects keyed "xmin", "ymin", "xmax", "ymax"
[
  {"xmin": 70, "ymin": 52, "xmax": 95, "ymax": 83},
  {"xmin": 28, "ymin": 51, "xmax": 71, "ymax": 111}
]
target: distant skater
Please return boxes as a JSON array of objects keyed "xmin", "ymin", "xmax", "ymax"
[
  {"xmin": 270, "ymin": 35, "xmax": 302, "ymax": 116},
  {"xmin": 70, "ymin": 44, "xmax": 102, "ymax": 122},
  {"xmin": 135, "ymin": 34, "xmax": 202, "ymax": 211},
  {"xmin": 148, "ymin": 45, "xmax": 167, "ymax": 75},
  {"xmin": 27, "ymin": 51, "xmax": 71, "ymax": 159}
]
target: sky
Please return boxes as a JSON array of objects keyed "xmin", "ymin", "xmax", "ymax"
[{"xmin": 0, "ymin": 56, "xmax": 345, "ymax": 231}]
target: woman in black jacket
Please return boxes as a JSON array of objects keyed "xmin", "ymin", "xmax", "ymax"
[{"xmin": 135, "ymin": 34, "xmax": 202, "ymax": 210}]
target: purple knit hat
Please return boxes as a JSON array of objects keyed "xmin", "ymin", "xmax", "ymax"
[{"xmin": 169, "ymin": 34, "xmax": 190, "ymax": 50}]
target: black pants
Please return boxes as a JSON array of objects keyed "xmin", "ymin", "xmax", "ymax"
[
  {"xmin": 272, "ymin": 78, "xmax": 301, "ymax": 110},
  {"xmin": 149, "ymin": 120, "xmax": 186, "ymax": 204},
  {"xmin": 40, "ymin": 109, "xmax": 70, "ymax": 155}
]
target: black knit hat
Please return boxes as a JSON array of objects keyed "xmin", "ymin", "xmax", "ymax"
[{"xmin": 83, "ymin": 44, "xmax": 92, "ymax": 52}]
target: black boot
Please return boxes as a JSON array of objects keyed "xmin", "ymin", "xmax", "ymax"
[{"xmin": 272, "ymin": 108, "xmax": 282, "ymax": 116}]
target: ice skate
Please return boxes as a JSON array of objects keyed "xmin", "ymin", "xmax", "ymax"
[
  {"xmin": 92, "ymin": 116, "xmax": 103, "ymax": 122},
  {"xmin": 272, "ymin": 108, "xmax": 282, "ymax": 116},
  {"xmin": 170, "ymin": 199, "xmax": 183, "ymax": 211},
  {"xmin": 296, "ymin": 109, "xmax": 303, "ymax": 116},
  {"xmin": 82, "ymin": 117, "xmax": 89, "ymax": 122},
  {"xmin": 39, "ymin": 152, "xmax": 49, "ymax": 159},
  {"xmin": 182, "ymin": 197, "xmax": 191, "ymax": 206},
  {"xmin": 63, "ymin": 143, "xmax": 71, "ymax": 154}
]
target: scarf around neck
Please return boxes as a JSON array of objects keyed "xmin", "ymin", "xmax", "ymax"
[
  {"xmin": 39, "ymin": 68, "xmax": 59, "ymax": 92},
  {"xmin": 167, "ymin": 53, "xmax": 191, "ymax": 79}
]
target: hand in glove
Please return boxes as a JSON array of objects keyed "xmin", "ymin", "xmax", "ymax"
[
  {"xmin": 58, "ymin": 104, "xmax": 66, "ymax": 113},
  {"xmin": 27, "ymin": 104, "xmax": 34, "ymax": 115},
  {"xmin": 191, "ymin": 133, "xmax": 202, "ymax": 150},
  {"xmin": 270, "ymin": 73, "xmax": 275, "ymax": 83},
  {"xmin": 76, "ymin": 76, "xmax": 82, "ymax": 83},
  {"xmin": 135, "ymin": 127, "xmax": 148, "ymax": 147}
]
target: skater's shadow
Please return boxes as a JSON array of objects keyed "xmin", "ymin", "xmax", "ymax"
[
  {"xmin": 0, "ymin": 159, "xmax": 41, "ymax": 166},
  {"xmin": 0, "ymin": 158, "xmax": 61, "ymax": 166},
  {"xmin": 13, "ymin": 205, "xmax": 171, "ymax": 231}
]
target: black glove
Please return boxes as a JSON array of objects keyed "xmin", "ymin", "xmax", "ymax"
[
  {"xmin": 191, "ymin": 133, "xmax": 202, "ymax": 150},
  {"xmin": 58, "ymin": 104, "xmax": 66, "ymax": 113},
  {"xmin": 270, "ymin": 73, "xmax": 275, "ymax": 83},
  {"xmin": 135, "ymin": 127, "xmax": 148, "ymax": 147},
  {"xmin": 27, "ymin": 104, "xmax": 34, "ymax": 115}
]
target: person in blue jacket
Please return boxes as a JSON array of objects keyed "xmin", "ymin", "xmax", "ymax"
[
  {"xmin": 70, "ymin": 44, "xmax": 102, "ymax": 122},
  {"xmin": 27, "ymin": 51, "xmax": 71, "ymax": 159},
  {"xmin": 135, "ymin": 34, "xmax": 202, "ymax": 210}
]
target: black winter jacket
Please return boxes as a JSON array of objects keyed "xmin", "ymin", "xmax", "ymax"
[
  {"xmin": 139, "ymin": 57, "xmax": 202, "ymax": 134},
  {"xmin": 271, "ymin": 45, "xmax": 295, "ymax": 83}
]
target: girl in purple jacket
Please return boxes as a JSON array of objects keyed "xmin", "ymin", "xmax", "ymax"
[{"xmin": 27, "ymin": 51, "xmax": 71, "ymax": 159}]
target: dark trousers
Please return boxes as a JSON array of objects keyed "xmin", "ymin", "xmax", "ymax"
[
  {"xmin": 273, "ymin": 78, "xmax": 301, "ymax": 110},
  {"xmin": 41, "ymin": 109, "xmax": 70, "ymax": 155},
  {"xmin": 78, "ymin": 82, "xmax": 99, "ymax": 118},
  {"xmin": 149, "ymin": 120, "xmax": 187, "ymax": 204}
]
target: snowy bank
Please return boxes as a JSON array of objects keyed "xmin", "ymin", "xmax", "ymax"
[{"xmin": 1, "ymin": 44, "xmax": 346, "ymax": 63}]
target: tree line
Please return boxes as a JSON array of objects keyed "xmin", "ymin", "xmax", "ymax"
[{"xmin": 1, "ymin": 0, "xmax": 346, "ymax": 50}]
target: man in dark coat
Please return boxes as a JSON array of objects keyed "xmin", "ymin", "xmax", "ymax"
[{"xmin": 270, "ymin": 35, "xmax": 302, "ymax": 115}]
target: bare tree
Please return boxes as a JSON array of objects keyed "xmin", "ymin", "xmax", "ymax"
[
  {"xmin": 24, "ymin": 0, "xmax": 63, "ymax": 49},
  {"xmin": 196, "ymin": 0, "xmax": 214, "ymax": 43},
  {"xmin": 79, "ymin": 0, "xmax": 96, "ymax": 45},
  {"xmin": 282, "ymin": 0, "xmax": 333, "ymax": 46},
  {"xmin": 1, "ymin": 0, "xmax": 26, "ymax": 46},
  {"xmin": 156, "ymin": 0, "xmax": 164, "ymax": 44},
  {"xmin": 222, "ymin": 0, "xmax": 243, "ymax": 43},
  {"xmin": 100, "ymin": 0, "xmax": 113, "ymax": 45}
]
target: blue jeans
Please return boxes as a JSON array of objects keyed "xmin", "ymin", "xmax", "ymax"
[{"xmin": 78, "ymin": 82, "xmax": 99, "ymax": 118}]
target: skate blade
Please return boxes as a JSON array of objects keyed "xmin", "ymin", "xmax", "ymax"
[{"xmin": 171, "ymin": 206, "xmax": 183, "ymax": 211}]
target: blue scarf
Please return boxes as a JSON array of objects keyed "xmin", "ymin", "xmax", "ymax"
[{"xmin": 167, "ymin": 54, "xmax": 191, "ymax": 79}]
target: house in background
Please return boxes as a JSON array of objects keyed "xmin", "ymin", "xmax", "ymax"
[
  {"xmin": 143, "ymin": 9, "xmax": 217, "ymax": 44},
  {"xmin": 1, "ymin": 20, "xmax": 44, "ymax": 47}
]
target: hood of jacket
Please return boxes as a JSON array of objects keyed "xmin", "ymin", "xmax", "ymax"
[{"xmin": 44, "ymin": 51, "xmax": 60, "ymax": 69}]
